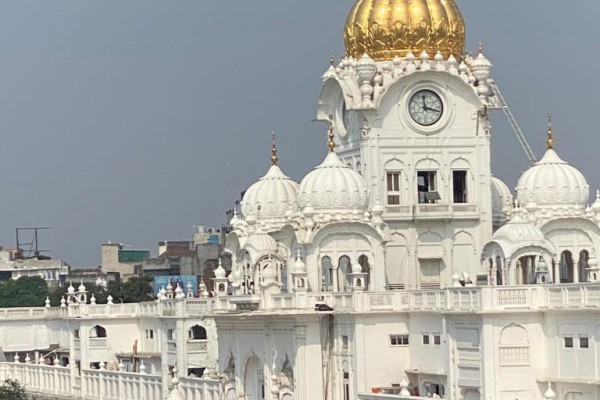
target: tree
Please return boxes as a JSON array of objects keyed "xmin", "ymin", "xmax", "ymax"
[
  {"xmin": 0, "ymin": 277, "xmax": 49, "ymax": 308},
  {"xmin": 0, "ymin": 379, "xmax": 31, "ymax": 400}
]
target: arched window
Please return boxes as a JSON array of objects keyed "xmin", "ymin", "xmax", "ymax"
[
  {"xmin": 339, "ymin": 256, "xmax": 351, "ymax": 291},
  {"xmin": 579, "ymin": 250, "xmax": 589, "ymax": 283},
  {"xmin": 90, "ymin": 325, "xmax": 106, "ymax": 338},
  {"xmin": 358, "ymin": 255, "xmax": 370, "ymax": 290},
  {"xmin": 560, "ymin": 251, "xmax": 574, "ymax": 283},
  {"xmin": 321, "ymin": 256, "xmax": 333, "ymax": 291},
  {"xmin": 495, "ymin": 256, "xmax": 503, "ymax": 286},
  {"xmin": 188, "ymin": 325, "xmax": 207, "ymax": 340}
]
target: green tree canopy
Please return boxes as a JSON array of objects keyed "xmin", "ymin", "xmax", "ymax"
[
  {"xmin": 0, "ymin": 277, "xmax": 49, "ymax": 308},
  {"xmin": 0, "ymin": 379, "xmax": 31, "ymax": 400}
]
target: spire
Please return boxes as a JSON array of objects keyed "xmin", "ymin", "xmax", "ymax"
[
  {"xmin": 327, "ymin": 116, "xmax": 336, "ymax": 153},
  {"xmin": 547, "ymin": 113, "xmax": 554, "ymax": 150},
  {"xmin": 271, "ymin": 131, "xmax": 278, "ymax": 166}
]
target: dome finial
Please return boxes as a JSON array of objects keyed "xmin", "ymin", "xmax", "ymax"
[
  {"xmin": 547, "ymin": 113, "xmax": 554, "ymax": 150},
  {"xmin": 478, "ymin": 42, "xmax": 484, "ymax": 54},
  {"xmin": 327, "ymin": 116, "xmax": 336, "ymax": 153},
  {"xmin": 329, "ymin": 55, "xmax": 335, "ymax": 66},
  {"xmin": 271, "ymin": 131, "xmax": 278, "ymax": 166}
]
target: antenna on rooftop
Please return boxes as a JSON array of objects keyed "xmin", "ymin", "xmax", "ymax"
[{"xmin": 15, "ymin": 227, "xmax": 50, "ymax": 259}]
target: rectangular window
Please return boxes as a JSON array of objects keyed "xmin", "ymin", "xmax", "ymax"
[
  {"xmin": 564, "ymin": 337, "xmax": 573, "ymax": 348},
  {"xmin": 434, "ymin": 335, "xmax": 441, "ymax": 345},
  {"xmin": 417, "ymin": 171, "xmax": 439, "ymax": 204},
  {"xmin": 342, "ymin": 335, "xmax": 349, "ymax": 349},
  {"xmin": 580, "ymin": 337, "xmax": 589, "ymax": 348},
  {"xmin": 386, "ymin": 172, "xmax": 401, "ymax": 205},
  {"xmin": 452, "ymin": 170, "xmax": 468, "ymax": 203},
  {"xmin": 390, "ymin": 334, "xmax": 409, "ymax": 346},
  {"xmin": 422, "ymin": 335, "xmax": 430, "ymax": 345}
]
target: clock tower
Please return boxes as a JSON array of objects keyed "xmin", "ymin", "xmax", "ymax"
[{"xmin": 316, "ymin": 0, "xmax": 497, "ymax": 289}]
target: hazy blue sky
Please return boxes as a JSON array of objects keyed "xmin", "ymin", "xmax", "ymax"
[{"xmin": 0, "ymin": 1, "xmax": 598, "ymax": 267}]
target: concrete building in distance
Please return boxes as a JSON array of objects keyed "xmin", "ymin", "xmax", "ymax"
[
  {"xmin": 0, "ymin": 247, "xmax": 69, "ymax": 288},
  {"xmin": 101, "ymin": 242, "xmax": 149, "ymax": 282},
  {"xmin": 142, "ymin": 226, "xmax": 224, "ymax": 291},
  {"xmin": 1, "ymin": 1, "xmax": 600, "ymax": 400}
]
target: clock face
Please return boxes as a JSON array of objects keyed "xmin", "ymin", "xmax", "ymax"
[{"xmin": 408, "ymin": 89, "xmax": 444, "ymax": 126}]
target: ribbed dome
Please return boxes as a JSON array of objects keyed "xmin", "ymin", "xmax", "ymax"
[
  {"xmin": 516, "ymin": 149, "xmax": 589, "ymax": 207},
  {"xmin": 244, "ymin": 231, "xmax": 278, "ymax": 255},
  {"xmin": 493, "ymin": 214, "xmax": 545, "ymax": 245},
  {"xmin": 491, "ymin": 176, "xmax": 511, "ymax": 225},
  {"xmin": 344, "ymin": 0, "xmax": 466, "ymax": 61},
  {"xmin": 298, "ymin": 152, "xmax": 369, "ymax": 213},
  {"xmin": 243, "ymin": 230, "xmax": 279, "ymax": 265},
  {"xmin": 241, "ymin": 165, "xmax": 300, "ymax": 221}
]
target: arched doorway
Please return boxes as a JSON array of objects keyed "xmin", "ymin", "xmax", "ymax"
[{"xmin": 244, "ymin": 356, "xmax": 263, "ymax": 400}]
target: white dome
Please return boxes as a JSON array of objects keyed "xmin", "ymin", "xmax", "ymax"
[
  {"xmin": 493, "ymin": 214, "xmax": 545, "ymax": 244},
  {"xmin": 243, "ymin": 230, "xmax": 278, "ymax": 264},
  {"xmin": 244, "ymin": 231, "xmax": 277, "ymax": 254},
  {"xmin": 241, "ymin": 165, "xmax": 299, "ymax": 221},
  {"xmin": 487, "ymin": 213, "xmax": 555, "ymax": 260},
  {"xmin": 214, "ymin": 259, "xmax": 226, "ymax": 279},
  {"xmin": 293, "ymin": 251, "xmax": 307, "ymax": 273},
  {"xmin": 298, "ymin": 152, "xmax": 368, "ymax": 213},
  {"xmin": 491, "ymin": 176, "xmax": 511, "ymax": 226},
  {"xmin": 516, "ymin": 149, "xmax": 589, "ymax": 207}
]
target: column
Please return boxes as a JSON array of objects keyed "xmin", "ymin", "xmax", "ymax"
[{"xmin": 573, "ymin": 258, "xmax": 580, "ymax": 283}]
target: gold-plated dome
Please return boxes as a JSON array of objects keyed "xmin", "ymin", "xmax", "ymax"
[{"xmin": 344, "ymin": 0, "xmax": 466, "ymax": 61}]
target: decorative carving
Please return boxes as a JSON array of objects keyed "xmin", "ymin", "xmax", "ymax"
[{"xmin": 369, "ymin": 294, "xmax": 393, "ymax": 307}]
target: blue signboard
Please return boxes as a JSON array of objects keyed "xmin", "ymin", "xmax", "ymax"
[{"xmin": 153, "ymin": 275, "xmax": 198, "ymax": 297}]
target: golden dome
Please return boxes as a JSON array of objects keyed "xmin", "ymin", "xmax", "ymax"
[{"xmin": 344, "ymin": 0, "xmax": 466, "ymax": 61}]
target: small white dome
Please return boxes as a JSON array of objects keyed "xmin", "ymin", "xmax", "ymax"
[
  {"xmin": 293, "ymin": 251, "xmax": 307, "ymax": 273},
  {"xmin": 516, "ymin": 149, "xmax": 589, "ymax": 207},
  {"xmin": 244, "ymin": 231, "xmax": 278, "ymax": 254},
  {"xmin": 214, "ymin": 259, "xmax": 226, "ymax": 279},
  {"xmin": 493, "ymin": 214, "xmax": 545, "ymax": 244},
  {"xmin": 491, "ymin": 176, "xmax": 511, "ymax": 225},
  {"xmin": 298, "ymin": 152, "xmax": 368, "ymax": 213},
  {"xmin": 67, "ymin": 283, "xmax": 75, "ymax": 294},
  {"xmin": 241, "ymin": 165, "xmax": 299, "ymax": 222}
]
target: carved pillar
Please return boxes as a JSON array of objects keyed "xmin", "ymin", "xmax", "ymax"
[{"xmin": 573, "ymin": 258, "xmax": 580, "ymax": 283}]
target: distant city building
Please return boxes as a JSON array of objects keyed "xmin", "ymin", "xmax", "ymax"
[
  {"xmin": 0, "ymin": 247, "xmax": 69, "ymax": 288},
  {"xmin": 101, "ymin": 242, "xmax": 149, "ymax": 282},
  {"xmin": 142, "ymin": 226, "xmax": 226, "ymax": 291},
  {"xmin": 1, "ymin": 1, "xmax": 598, "ymax": 400}
]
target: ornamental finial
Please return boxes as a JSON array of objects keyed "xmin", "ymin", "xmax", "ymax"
[
  {"xmin": 271, "ymin": 131, "xmax": 278, "ymax": 166},
  {"xmin": 329, "ymin": 55, "xmax": 335, "ymax": 66},
  {"xmin": 327, "ymin": 115, "xmax": 336, "ymax": 153},
  {"xmin": 478, "ymin": 42, "xmax": 484, "ymax": 54},
  {"xmin": 547, "ymin": 113, "xmax": 554, "ymax": 150}
]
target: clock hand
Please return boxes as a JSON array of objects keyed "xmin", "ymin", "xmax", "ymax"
[
  {"xmin": 422, "ymin": 95, "xmax": 427, "ymax": 110},
  {"xmin": 428, "ymin": 107, "xmax": 441, "ymax": 113}
]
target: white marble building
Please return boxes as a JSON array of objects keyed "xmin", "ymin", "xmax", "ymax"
[{"xmin": 0, "ymin": 1, "xmax": 599, "ymax": 400}]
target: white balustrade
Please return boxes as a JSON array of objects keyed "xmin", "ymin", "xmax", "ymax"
[
  {"xmin": 89, "ymin": 337, "xmax": 108, "ymax": 349},
  {"xmin": 187, "ymin": 340, "xmax": 208, "ymax": 353},
  {"xmin": 82, "ymin": 369, "xmax": 162, "ymax": 400},
  {"xmin": 179, "ymin": 377, "xmax": 222, "ymax": 400}
]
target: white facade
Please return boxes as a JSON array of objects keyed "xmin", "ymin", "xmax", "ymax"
[{"xmin": 1, "ymin": 1, "xmax": 599, "ymax": 400}]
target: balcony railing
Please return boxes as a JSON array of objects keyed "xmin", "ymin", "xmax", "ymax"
[
  {"xmin": 89, "ymin": 338, "xmax": 108, "ymax": 350},
  {"xmin": 0, "ymin": 362, "xmax": 221, "ymax": 400},
  {"xmin": 187, "ymin": 340, "xmax": 208, "ymax": 353}
]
